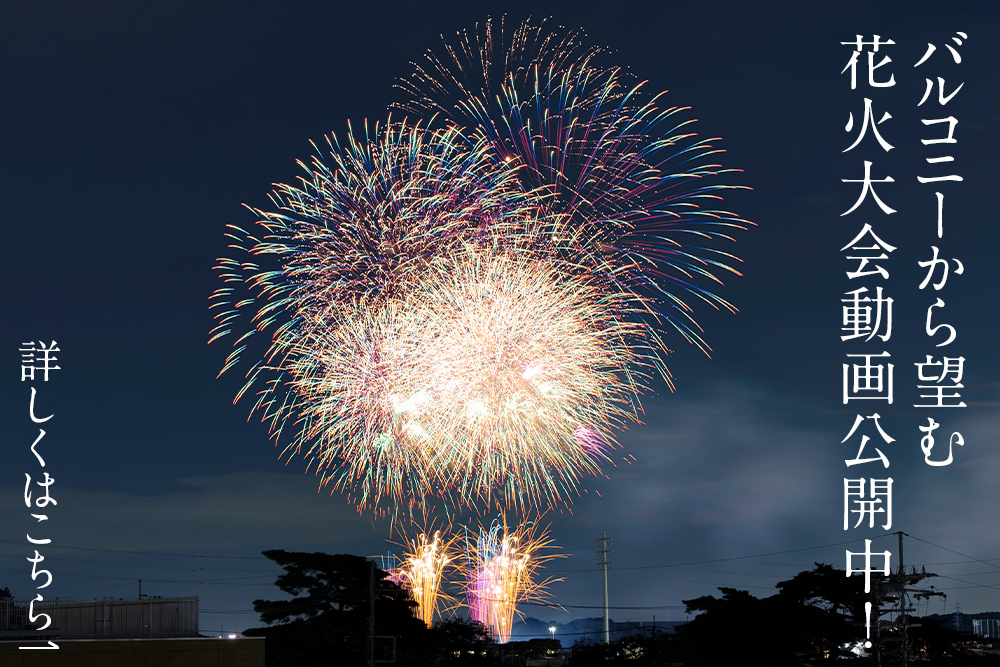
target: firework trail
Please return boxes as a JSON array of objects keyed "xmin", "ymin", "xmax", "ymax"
[
  {"xmin": 463, "ymin": 517, "xmax": 562, "ymax": 643},
  {"xmin": 393, "ymin": 529, "xmax": 460, "ymax": 626},
  {"xmin": 395, "ymin": 17, "xmax": 753, "ymax": 385}
]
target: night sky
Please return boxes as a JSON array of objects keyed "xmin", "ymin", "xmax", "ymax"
[{"xmin": 3, "ymin": 0, "xmax": 999, "ymax": 639}]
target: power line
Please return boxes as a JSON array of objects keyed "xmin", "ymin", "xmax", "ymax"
[
  {"xmin": 935, "ymin": 575, "xmax": 1000, "ymax": 593},
  {"xmin": 544, "ymin": 536, "xmax": 885, "ymax": 574},
  {"xmin": 0, "ymin": 565, "xmax": 275, "ymax": 586},
  {"xmin": 903, "ymin": 533, "xmax": 1000, "ymax": 574},
  {"xmin": 0, "ymin": 552, "xmax": 276, "ymax": 573},
  {"xmin": 0, "ymin": 539, "xmax": 267, "ymax": 560}
]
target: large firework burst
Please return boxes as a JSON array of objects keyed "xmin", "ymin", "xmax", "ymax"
[
  {"xmin": 232, "ymin": 248, "xmax": 644, "ymax": 511},
  {"xmin": 213, "ymin": 18, "xmax": 750, "ymax": 516},
  {"xmin": 380, "ymin": 250, "xmax": 642, "ymax": 509},
  {"xmin": 395, "ymin": 17, "xmax": 753, "ymax": 382},
  {"xmin": 213, "ymin": 120, "xmax": 644, "ymax": 513}
]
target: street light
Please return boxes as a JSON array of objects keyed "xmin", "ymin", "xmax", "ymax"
[{"xmin": 549, "ymin": 626, "xmax": 556, "ymax": 641}]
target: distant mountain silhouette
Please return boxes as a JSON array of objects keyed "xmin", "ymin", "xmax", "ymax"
[{"xmin": 507, "ymin": 616, "xmax": 682, "ymax": 643}]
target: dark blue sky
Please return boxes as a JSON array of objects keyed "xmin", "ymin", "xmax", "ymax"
[{"xmin": 2, "ymin": 0, "xmax": 998, "ymax": 637}]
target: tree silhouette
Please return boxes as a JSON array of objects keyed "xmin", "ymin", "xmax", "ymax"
[{"xmin": 246, "ymin": 550, "xmax": 425, "ymax": 667}]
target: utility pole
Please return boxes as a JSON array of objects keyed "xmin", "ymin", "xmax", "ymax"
[
  {"xmin": 897, "ymin": 532, "xmax": 904, "ymax": 576},
  {"xmin": 367, "ymin": 560, "xmax": 375, "ymax": 667},
  {"xmin": 598, "ymin": 530, "xmax": 612, "ymax": 645},
  {"xmin": 871, "ymin": 532, "xmax": 945, "ymax": 667},
  {"xmin": 651, "ymin": 615, "xmax": 658, "ymax": 664},
  {"xmin": 898, "ymin": 531, "xmax": 909, "ymax": 667},
  {"xmin": 138, "ymin": 579, "xmax": 143, "ymax": 639}
]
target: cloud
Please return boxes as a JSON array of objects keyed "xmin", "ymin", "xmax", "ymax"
[
  {"xmin": 545, "ymin": 381, "xmax": 1000, "ymax": 614},
  {"xmin": 566, "ymin": 381, "xmax": 839, "ymax": 550}
]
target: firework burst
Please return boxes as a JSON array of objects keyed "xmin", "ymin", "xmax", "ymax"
[
  {"xmin": 381, "ymin": 552, "xmax": 407, "ymax": 586},
  {"xmin": 396, "ymin": 17, "xmax": 753, "ymax": 382},
  {"xmin": 393, "ymin": 528, "xmax": 460, "ymax": 626},
  {"xmin": 267, "ymin": 249, "xmax": 644, "ymax": 511},
  {"xmin": 213, "ymin": 120, "xmax": 644, "ymax": 513},
  {"xmin": 213, "ymin": 18, "xmax": 751, "ymax": 516},
  {"xmin": 463, "ymin": 517, "xmax": 563, "ymax": 643},
  {"xmin": 212, "ymin": 119, "xmax": 535, "ymax": 363}
]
